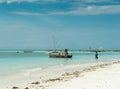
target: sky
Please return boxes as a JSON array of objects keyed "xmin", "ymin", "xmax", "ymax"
[{"xmin": 0, "ymin": 0, "xmax": 120, "ymax": 50}]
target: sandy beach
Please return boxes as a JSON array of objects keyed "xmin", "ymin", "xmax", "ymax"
[
  {"xmin": 0, "ymin": 61, "xmax": 120, "ymax": 89},
  {"xmin": 45, "ymin": 61, "xmax": 120, "ymax": 89}
]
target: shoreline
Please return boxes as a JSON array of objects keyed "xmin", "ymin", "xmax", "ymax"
[{"xmin": 0, "ymin": 60, "xmax": 120, "ymax": 89}]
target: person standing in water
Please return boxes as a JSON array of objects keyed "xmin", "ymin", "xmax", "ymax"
[
  {"xmin": 95, "ymin": 51, "xmax": 98, "ymax": 60},
  {"xmin": 65, "ymin": 49, "xmax": 68, "ymax": 56}
]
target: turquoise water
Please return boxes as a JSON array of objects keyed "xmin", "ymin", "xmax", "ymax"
[{"xmin": 0, "ymin": 51, "xmax": 120, "ymax": 76}]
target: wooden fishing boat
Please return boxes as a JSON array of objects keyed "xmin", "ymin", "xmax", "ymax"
[{"xmin": 49, "ymin": 50, "xmax": 72, "ymax": 58}]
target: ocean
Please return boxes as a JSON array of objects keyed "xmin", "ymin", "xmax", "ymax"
[{"xmin": 0, "ymin": 50, "xmax": 120, "ymax": 78}]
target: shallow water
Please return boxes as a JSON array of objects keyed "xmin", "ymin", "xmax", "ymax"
[{"xmin": 0, "ymin": 50, "xmax": 120, "ymax": 77}]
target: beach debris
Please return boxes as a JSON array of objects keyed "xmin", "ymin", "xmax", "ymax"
[
  {"xmin": 113, "ymin": 61, "xmax": 120, "ymax": 64},
  {"xmin": 24, "ymin": 87, "xmax": 29, "ymax": 89},
  {"xmin": 32, "ymin": 81, "xmax": 40, "ymax": 84},
  {"xmin": 44, "ymin": 77, "xmax": 62, "ymax": 83},
  {"xmin": 73, "ymin": 71, "xmax": 80, "ymax": 77},
  {"xmin": 39, "ymin": 85, "xmax": 45, "ymax": 89},
  {"xmin": 62, "ymin": 71, "xmax": 80, "ymax": 77},
  {"xmin": 12, "ymin": 86, "xmax": 19, "ymax": 89},
  {"xmin": 62, "ymin": 72, "xmax": 71, "ymax": 76}
]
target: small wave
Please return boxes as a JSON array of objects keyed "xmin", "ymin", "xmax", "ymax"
[
  {"xmin": 46, "ymin": 64, "xmax": 64, "ymax": 69},
  {"xmin": 27, "ymin": 68, "xmax": 42, "ymax": 72},
  {"xmin": 21, "ymin": 67, "xmax": 42, "ymax": 76},
  {"xmin": 25, "ymin": 67, "xmax": 42, "ymax": 72}
]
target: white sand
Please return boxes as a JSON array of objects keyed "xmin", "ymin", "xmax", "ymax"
[
  {"xmin": 45, "ymin": 62, "xmax": 120, "ymax": 89},
  {"xmin": 0, "ymin": 61, "xmax": 120, "ymax": 89}
]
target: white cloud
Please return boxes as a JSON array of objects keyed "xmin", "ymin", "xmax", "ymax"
[
  {"xmin": 0, "ymin": 0, "xmax": 119, "ymax": 4},
  {"xmin": 9, "ymin": 0, "xmax": 120, "ymax": 16},
  {"xmin": 49, "ymin": 5, "xmax": 120, "ymax": 15},
  {"xmin": 83, "ymin": 0, "xmax": 113, "ymax": 3},
  {"xmin": 41, "ymin": 0, "xmax": 58, "ymax": 2},
  {"xmin": 0, "ymin": 0, "xmax": 37, "ymax": 3},
  {"xmin": 0, "ymin": 0, "xmax": 119, "ymax": 3},
  {"xmin": 87, "ymin": 6, "xmax": 93, "ymax": 10},
  {"xmin": 12, "ymin": 11, "xmax": 42, "ymax": 16},
  {"xmin": 0, "ymin": 0, "xmax": 59, "ymax": 3},
  {"xmin": 12, "ymin": 5, "xmax": 120, "ymax": 16}
]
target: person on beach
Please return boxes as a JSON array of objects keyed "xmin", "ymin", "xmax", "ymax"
[{"xmin": 95, "ymin": 51, "xmax": 98, "ymax": 60}]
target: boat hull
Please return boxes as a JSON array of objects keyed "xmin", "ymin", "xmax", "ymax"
[{"xmin": 49, "ymin": 54, "xmax": 72, "ymax": 58}]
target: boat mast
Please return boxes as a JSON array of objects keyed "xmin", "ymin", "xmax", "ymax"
[{"xmin": 52, "ymin": 35, "xmax": 57, "ymax": 52}]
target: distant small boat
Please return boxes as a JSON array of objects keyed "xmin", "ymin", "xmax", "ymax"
[
  {"xmin": 23, "ymin": 50, "xmax": 33, "ymax": 53},
  {"xmin": 49, "ymin": 49, "xmax": 72, "ymax": 58}
]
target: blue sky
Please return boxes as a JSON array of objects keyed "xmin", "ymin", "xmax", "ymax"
[{"xmin": 0, "ymin": 0, "xmax": 120, "ymax": 50}]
